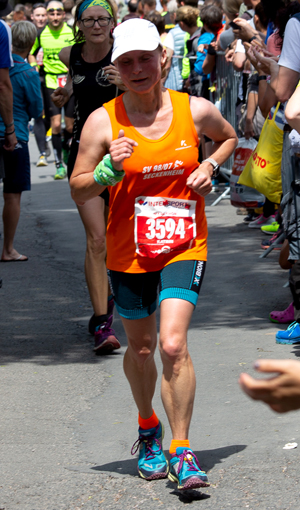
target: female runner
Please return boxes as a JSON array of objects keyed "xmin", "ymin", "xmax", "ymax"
[
  {"xmin": 70, "ymin": 19, "xmax": 237, "ymax": 491},
  {"xmin": 52, "ymin": 0, "xmax": 125, "ymax": 353}
]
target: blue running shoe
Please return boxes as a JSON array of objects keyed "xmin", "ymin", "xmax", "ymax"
[
  {"xmin": 276, "ymin": 321, "xmax": 300, "ymax": 344},
  {"xmin": 168, "ymin": 447, "xmax": 209, "ymax": 491},
  {"xmin": 131, "ymin": 421, "xmax": 169, "ymax": 480}
]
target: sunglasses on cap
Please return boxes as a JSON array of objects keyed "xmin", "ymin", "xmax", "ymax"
[{"xmin": 47, "ymin": 7, "xmax": 64, "ymax": 13}]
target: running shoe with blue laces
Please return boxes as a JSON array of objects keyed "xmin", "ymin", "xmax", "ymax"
[
  {"xmin": 131, "ymin": 421, "xmax": 169, "ymax": 480},
  {"xmin": 276, "ymin": 321, "xmax": 300, "ymax": 344},
  {"xmin": 168, "ymin": 447, "xmax": 209, "ymax": 491}
]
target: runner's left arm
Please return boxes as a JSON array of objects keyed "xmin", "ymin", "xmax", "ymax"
[{"xmin": 187, "ymin": 96, "xmax": 238, "ymax": 196}]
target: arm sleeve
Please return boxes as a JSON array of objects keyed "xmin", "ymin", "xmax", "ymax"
[
  {"xmin": 0, "ymin": 21, "xmax": 13, "ymax": 68},
  {"xmin": 279, "ymin": 18, "xmax": 300, "ymax": 73}
]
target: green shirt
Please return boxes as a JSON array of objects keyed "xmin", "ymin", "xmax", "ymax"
[{"xmin": 31, "ymin": 23, "xmax": 74, "ymax": 89}]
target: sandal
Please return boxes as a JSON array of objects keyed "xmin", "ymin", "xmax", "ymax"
[{"xmin": 269, "ymin": 302, "xmax": 294, "ymax": 324}]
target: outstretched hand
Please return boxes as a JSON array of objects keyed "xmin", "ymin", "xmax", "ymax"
[
  {"xmin": 110, "ymin": 129, "xmax": 138, "ymax": 171},
  {"xmin": 239, "ymin": 359, "xmax": 300, "ymax": 413}
]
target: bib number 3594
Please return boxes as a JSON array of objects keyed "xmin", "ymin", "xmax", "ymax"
[
  {"xmin": 134, "ymin": 196, "xmax": 196, "ymax": 258},
  {"xmin": 145, "ymin": 217, "xmax": 186, "ymax": 240}
]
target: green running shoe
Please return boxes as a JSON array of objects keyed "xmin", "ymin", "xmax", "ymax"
[
  {"xmin": 54, "ymin": 164, "xmax": 67, "ymax": 180},
  {"xmin": 168, "ymin": 447, "xmax": 209, "ymax": 491},
  {"xmin": 131, "ymin": 421, "xmax": 169, "ymax": 480},
  {"xmin": 261, "ymin": 221, "xmax": 280, "ymax": 235}
]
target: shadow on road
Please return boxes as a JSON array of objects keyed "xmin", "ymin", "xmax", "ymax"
[{"xmin": 91, "ymin": 443, "xmax": 247, "ymax": 477}]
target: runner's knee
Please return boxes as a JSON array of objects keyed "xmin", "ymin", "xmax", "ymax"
[
  {"xmin": 127, "ymin": 335, "xmax": 157, "ymax": 368},
  {"xmin": 86, "ymin": 234, "xmax": 106, "ymax": 258},
  {"xmin": 159, "ymin": 333, "xmax": 187, "ymax": 366}
]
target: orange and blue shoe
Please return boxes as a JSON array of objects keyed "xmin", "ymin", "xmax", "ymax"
[
  {"xmin": 168, "ymin": 447, "xmax": 209, "ymax": 491},
  {"xmin": 131, "ymin": 421, "xmax": 169, "ymax": 480}
]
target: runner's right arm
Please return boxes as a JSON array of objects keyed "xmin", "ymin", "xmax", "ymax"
[
  {"xmin": 51, "ymin": 46, "xmax": 73, "ymax": 107},
  {"xmin": 70, "ymin": 108, "xmax": 137, "ymax": 204}
]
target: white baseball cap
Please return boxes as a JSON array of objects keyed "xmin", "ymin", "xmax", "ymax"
[{"xmin": 112, "ymin": 19, "xmax": 162, "ymax": 62}]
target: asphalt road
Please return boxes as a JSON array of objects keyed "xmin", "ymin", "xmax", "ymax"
[{"xmin": 1, "ymin": 136, "xmax": 300, "ymax": 510}]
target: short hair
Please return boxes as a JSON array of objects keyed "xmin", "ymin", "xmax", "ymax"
[
  {"xmin": 128, "ymin": 0, "xmax": 138, "ymax": 12},
  {"xmin": 64, "ymin": 0, "xmax": 74, "ymax": 12},
  {"xmin": 46, "ymin": 0, "xmax": 64, "ymax": 9},
  {"xmin": 14, "ymin": 3, "xmax": 26, "ymax": 12},
  {"xmin": 176, "ymin": 5, "xmax": 199, "ymax": 26},
  {"xmin": 142, "ymin": 0, "xmax": 156, "ymax": 7},
  {"xmin": 32, "ymin": 2, "xmax": 47, "ymax": 11},
  {"xmin": 167, "ymin": 0, "xmax": 178, "ymax": 13},
  {"xmin": 144, "ymin": 10, "xmax": 165, "ymax": 33},
  {"xmin": 200, "ymin": 4, "xmax": 222, "ymax": 29},
  {"xmin": 221, "ymin": 0, "xmax": 242, "ymax": 15},
  {"xmin": 11, "ymin": 20, "xmax": 37, "ymax": 51}
]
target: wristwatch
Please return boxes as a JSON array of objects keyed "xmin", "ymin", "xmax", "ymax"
[{"xmin": 203, "ymin": 158, "xmax": 219, "ymax": 178}]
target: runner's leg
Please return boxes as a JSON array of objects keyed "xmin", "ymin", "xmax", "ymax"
[
  {"xmin": 77, "ymin": 196, "xmax": 108, "ymax": 317},
  {"xmin": 159, "ymin": 298, "xmax": 195, "ymax": 439},
  {"xmin": 51, "ymin": 113, "xmax": 62, "ymax": 165},
  {"xmin": 121, "ymin": 314, "xmax": 158, "ymax": 418}
]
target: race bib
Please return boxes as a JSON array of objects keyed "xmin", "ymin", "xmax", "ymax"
[
  {"xmin": 134, "ymin": 196, "xmax": 196, "ymax": 258},
  {"xmin": 57, "ymin": 74, "xmax": 67, "ymax": 88}
]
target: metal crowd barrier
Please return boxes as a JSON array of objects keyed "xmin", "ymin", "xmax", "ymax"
[
  {"xmin": 172, "ymin": 52, "xmax": 241, "ymax": 205},
  {"xmin": 209, "ymin": 52, "xmax": 241, "ymax": 206}
]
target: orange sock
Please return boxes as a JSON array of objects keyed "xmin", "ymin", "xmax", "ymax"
[
  {"xmin": 138, "ymin": 410, "xmax": 159, "ymax": 430},
  {"xmin": 169, "ymin": 439, "xmax": 190, "ymax": 454}
]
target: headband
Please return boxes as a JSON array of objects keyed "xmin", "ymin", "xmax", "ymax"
[{"xmin": 78, "ymin": 0, "xmax": 113, "ymax": 19}]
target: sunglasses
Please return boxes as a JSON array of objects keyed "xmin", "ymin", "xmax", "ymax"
[{"xmin": 47, "ymin": 8, "xmax": 64, "ymax": 13}]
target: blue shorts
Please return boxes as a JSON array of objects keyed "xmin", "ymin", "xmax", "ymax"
[
  {"xmin": 108, "ymin": 260, "xmax": 206, "ymax": 320},
  {"xmin": 2, "ymin": 141, "xmax": 30, "ymax": 193}
]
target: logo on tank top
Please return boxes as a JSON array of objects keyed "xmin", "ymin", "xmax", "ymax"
[
  {"xmin": 175, "ymin": 140, "xmax": 192, "ymax": 151},
  {"xmin": 142, "ymin": 160, "xmax": 184, "ymax": 180},
  {"xmin": 73, "ymin": 74, "xmax": 85, "ymax": 84},
  {"xmin": 95, "ymin": 68, "xmax": 112, "ymax": 87}
]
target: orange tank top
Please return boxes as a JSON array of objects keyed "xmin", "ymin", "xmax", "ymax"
[{"xmin": 103, "ymin": 89, "xmax": 208, "ymax": 273}]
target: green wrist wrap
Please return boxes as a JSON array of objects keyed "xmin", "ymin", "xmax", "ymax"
[{"xmin": 93, "ymin": 154, "xmax": 125, "ymax": 187}]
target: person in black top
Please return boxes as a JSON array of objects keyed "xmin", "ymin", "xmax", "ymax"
[{"xmin": 52, "ymin": 0, "xmax": 125, "ymax": 354}]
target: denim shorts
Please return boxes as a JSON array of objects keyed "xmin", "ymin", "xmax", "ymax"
[{"xmin": 108, "ymin": 260, "xmax": 206, "ymax": 320}]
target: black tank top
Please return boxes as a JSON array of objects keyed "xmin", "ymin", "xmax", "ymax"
[{"xmin": 69, "ymin": 43, "xmax": 118, "ymax": 141}]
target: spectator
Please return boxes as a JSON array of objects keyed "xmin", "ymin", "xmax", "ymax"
[
  {"xmin": 160, "ymin": 0, "xmax": 175, "ymax": 30},
  {"xmin": 0, "ymin": 21, "xmax": 43, "ymax": 262},
  {"xmin": 0, "ymin": 0, "xmax": 17, "ymax": 154},
  {"xmin": 144, "ymin": 9, "xmax": 167, "ymax": 41},
  {"xmin": 142, "ymin": 0, "xmax": 156, "ymax": 15},
  {"xmin": 12, "ymin": 4, "xmax": 26, "ymax": 23},
  {"xmin": 240, "ymin": 359, "xmax": 300, "ymax": 413},
  {"xmin": 122, "ymin": 0, "xmax": 140, "ymax": 21},
  {"xmin": 63, "ymin": 0, "xmax": 75, "ymax": 26},
  {"xmin": 163, "ymin": 2, "xmax": 186, "ymax": 90},
  {"xmin": 176, "ymin": 5, "xmax": 202, "ymax": 95}
]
